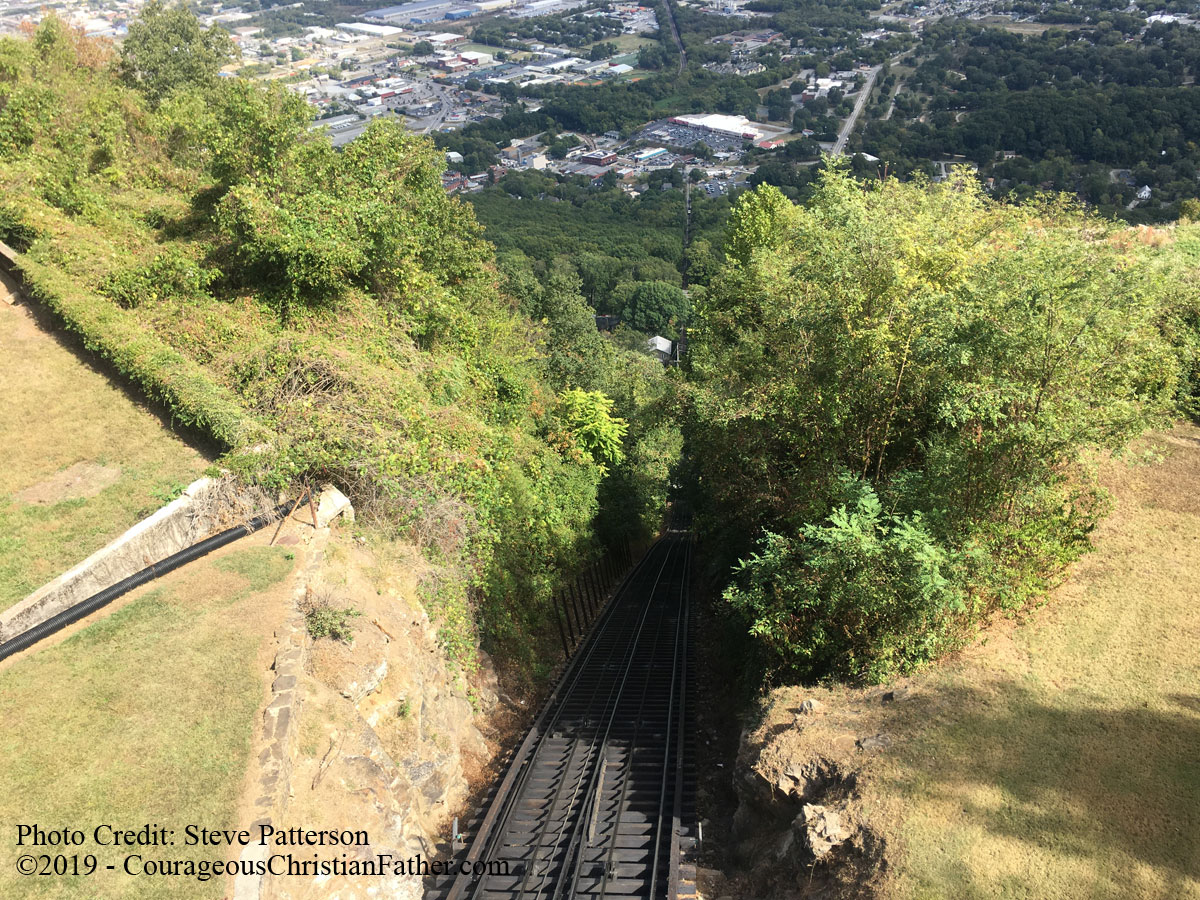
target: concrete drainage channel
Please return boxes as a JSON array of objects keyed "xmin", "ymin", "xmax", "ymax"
[{"xmin": 0, "ymin": 479, "xmax": 353, "ymax": 662}]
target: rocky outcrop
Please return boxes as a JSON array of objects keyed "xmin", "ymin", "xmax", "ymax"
[
  {"xmin": 730, "ymin": 686, "xmax": 893, "ymax": 899},
  {"xmin": 255, "ymin": 531, "xmax": 496, "ymax": 900}
]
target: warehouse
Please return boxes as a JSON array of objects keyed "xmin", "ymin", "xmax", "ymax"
[{"xmin": 668, "ymin": 113, "xmax": 763, "ymax": 142}]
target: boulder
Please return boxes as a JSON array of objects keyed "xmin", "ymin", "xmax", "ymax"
[
  {"xmin": 798, "ymin": 803, "xmax": 850, "ymax": 859},
  {"xmin": 316, "ymin": 485, "xmax": 354, "ymax": 527}
]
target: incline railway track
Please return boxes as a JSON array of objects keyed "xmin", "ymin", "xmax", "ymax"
[{"xmin": 433, "ymin": 531, "xmax": 696, "ymax": 900}]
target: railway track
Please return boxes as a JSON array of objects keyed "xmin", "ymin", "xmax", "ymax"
[{"xmin": 432, "ymin": 532, "xmax": 696, "ymax": 900}]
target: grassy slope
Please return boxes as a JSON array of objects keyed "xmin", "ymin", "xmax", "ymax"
[
  {"xmin": 0, "ymin": 543, "xmax": 294, "ymax": 900},
  {"xmin": 871, "ymin": 424, "xmax": 1200, "ymax": 899},
  {"xmin": 0, "ymin": 283, "xmax": 209, "ymax": 611}
]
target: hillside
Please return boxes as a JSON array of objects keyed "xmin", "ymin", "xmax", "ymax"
[
  {"xmin": 0, "ymin": 277, "xmax": 208, "ymax": 611},
  {"xmin": 0, "ymin": 14, "xmax": 680, "ymax": 669}
]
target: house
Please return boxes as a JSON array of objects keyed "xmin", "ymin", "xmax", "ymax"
[{"xmin": 648, "ymin": 335, "xmax": 673, "ymax": 362}]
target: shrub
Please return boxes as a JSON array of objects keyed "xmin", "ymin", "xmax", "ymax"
[
  {"xmin": 301, "ymin": 588, "xmax": 361, "ymax": 643},
  {"xmin": 0, "ymin": 203, "xmax": 40, "ymax": 251},
  {"xmin": 725, "ymin": 478, "xmax": 968, "ymax": 684},
  {"xmin": 99, "ymin": 247, "xmax": 215, "ymax": 309}
]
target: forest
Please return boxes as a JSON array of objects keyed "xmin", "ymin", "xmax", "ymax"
[
  {"xmin": 846, "ymin": 21, "xmax": 1200, "ymax": 218},
  {"xmin": 468, "ymin": 168, "xmax": 729, "ymax": 333},
  {"xmin": 471, "ymin": 8, "xmax": 625, "ymax": 51}
]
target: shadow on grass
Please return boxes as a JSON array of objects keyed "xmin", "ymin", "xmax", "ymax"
[{"xmin": 893, "ymin": 680, "xmax": 1200, "ymax": 885}]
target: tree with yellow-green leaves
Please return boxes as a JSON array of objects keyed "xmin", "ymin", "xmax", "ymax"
[{"xmin": 687, "ymin": 162, "xmax": 1196, "ymax": 682}]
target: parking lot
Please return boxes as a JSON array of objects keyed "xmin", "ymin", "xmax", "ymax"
[{"xmin": 634, "ymin": 118, "xmax": 750, "ymax": 154}]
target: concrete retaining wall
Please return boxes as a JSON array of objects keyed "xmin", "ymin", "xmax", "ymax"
[{"xmin": 0, "ymin": 477, "xmax": 231, "ymax": 643}]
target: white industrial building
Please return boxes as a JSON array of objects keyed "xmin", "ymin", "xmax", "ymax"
[
  {"xmin": 668, "ymin": 113, "xmax": 763, "ymax": 141},
  {"xmin": 336, "ymin": 22, "xmax": 406, "ymax": 36}
]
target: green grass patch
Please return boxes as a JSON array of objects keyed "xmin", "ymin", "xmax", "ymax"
[
  {"xmin": 0, "ymin": 545, "xmax": 294, "ymax": 900},
  {"xmin": 595, "ymin": 34, "xmax": 655, "ymax": 54},
  {"xmin": 213, "ymin": 546, "xmax": 296, "ymax": 594}
]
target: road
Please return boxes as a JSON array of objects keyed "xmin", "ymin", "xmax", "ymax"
[
  {"xmin": 884, "ymin": 79, "xmax": 905, "ymax": 121},
  {"xmin": 832, "ymin": 64, "xmax": 881, "ymax": 155},
  {"xmin": 419, "ymin": 82, "xmax": 455, "ymax": 134}
]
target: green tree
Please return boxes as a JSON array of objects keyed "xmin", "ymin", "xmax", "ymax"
[
  {"xmin": 589, "ymin": 41, "xmax": 617, "ymax": 61},
  {"xmin": 413, "ymin": 40, "xmax": 433, "ymax": 56},
  {"xmin": 617, "ymin": 280, "xmax": 689, "ymax": 336},
  {"xmin": 683, "ymin": 240, "xmax": 719, "ymax": 286},
  {"xmin": 118, "ymin": 0, "xmax": 234, "ymax": 107},
  {"xmin": 689, "ymin": 166, "xmax": 1184, "ymax": 681},
  {"xmin": 558, "ymin": 388, "xmax": 627, "ymax": 473}
]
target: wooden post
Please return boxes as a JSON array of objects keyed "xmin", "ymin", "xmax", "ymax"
[
  {"xmin": 588, "ymin": 566, "xmax": 603, "ymax": 611},
  {"xmin": 560, "ymin": 592, "xmax": 577, "ymax": 646},
  {"xmin": 269, "ymin": 489, "xmax": 306, "ymax": 546},
  {"xmin": 570, "ymin": 583, "xmax": 588, "ymax": 631}
]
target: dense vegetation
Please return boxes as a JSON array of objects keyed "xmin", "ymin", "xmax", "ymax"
[
  {"xmin": 687, "ymin": 166, "xmax": 1199, "ymax": 682},
  {"xmin": 471, "ymin": 6, "xmax": 624, "ymax": 50},
  {"xmin": 0, "ymin": 10, "xmax": 680, "ymax": 675},
  {"xmin": 846, "ymin": 21, "xmax": 1200, "ymax": 219},
  {"xmin": 7, "ymin": 0, "xmax": 1200, "ymax": 698},
  {"xmin": 468, "ymin": 172, "xmax": 730, "ymax": 333}
]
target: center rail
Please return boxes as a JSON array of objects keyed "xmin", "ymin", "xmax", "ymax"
[{"xmin": 435, "ymin": 532, "xmax": 694, "ymax": 900}]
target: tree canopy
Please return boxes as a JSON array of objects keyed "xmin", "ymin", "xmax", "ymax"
[
  {"xmin": 687, "ymin": 166, "xmax": 1194, "ymax": 681},
  {"xmin": 117, "ymin": 0, "xmax": 234, "ymax": 106}
]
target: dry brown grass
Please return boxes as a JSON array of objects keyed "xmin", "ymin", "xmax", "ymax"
[
  {"xmin": 746, "ymin": 424, "xmax": 1200, "ymax": 900},
  {"xmin": 870, "ymin": 424, "xmax": 1200, "ymax": 899},
  {"xmin": 0, "ymin": 285, "xmax": 209, "ymax": 610},
  {"xmin": 0, "ymin": 539, "xmax": 296, "ymax": 900}
]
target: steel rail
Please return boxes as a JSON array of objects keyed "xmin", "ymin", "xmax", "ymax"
[
  {"xmin": 445, "ymin": 540, "xmax": 667, "ymax": 900},
  {"xmin": 502, "ymin": 540, "xmax": 679, "ymax": 900},
  {"xmin": 437, "ymin": 533, "xmax": 693, "ymax": 900},
  {"xmin": 557, "ymin": 541, "xmax": 687, "ymax": 900},
  {"xmin": 658, "ymin": 533, "xmax": 692, "ymax": 900}
]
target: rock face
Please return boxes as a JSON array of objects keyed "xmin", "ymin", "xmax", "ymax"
[
  {"xmin": 729, "ymin": 686, "xmax": 887, "ymax": 899},
  {"xmin": 800, "ymin": 804, "xmax": 850, "ymax": 859},
  {"xmin": 262, "ymin": 533, "xmax": 497, "ymax": 900}
]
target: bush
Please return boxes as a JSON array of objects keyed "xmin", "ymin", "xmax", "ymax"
[
  {"xmin": 725, "ymin": 478, "xmax": 968, "ymax": 683},
  {"xmin": 301, "ymin": 588, "xmax": 361, "ymax": 643},
  {"xmin": 690, "ymin": 166, "xmax": 1186, "ymax": 683},
  {"xmin": 0, "ymin": 203, "xmax": 40, "ymax": 251},
  {"xmin": 99, "ymin": 247, "xmax": 215, "ymax": 309}
]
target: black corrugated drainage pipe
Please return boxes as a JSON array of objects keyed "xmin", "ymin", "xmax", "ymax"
[{"xmin": 0, "ymin": 501, "xmax": 297, "ymax": 663}]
